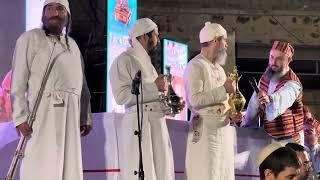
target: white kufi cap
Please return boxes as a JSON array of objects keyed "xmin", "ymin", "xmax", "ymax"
[
  {"xmin": 256, "ymin": 143, "xmax": 284, "ymax": 167},
  {"xmin": 129, "ymin": 18, "xmax": 158, "ymax": 39},
  {"xmin": 199, "ymin": 22, "xmax": 227, "ymax": 43},
  {"xmin": 44, "ymin": 0, "xmax": 70, "ymax": 15}
]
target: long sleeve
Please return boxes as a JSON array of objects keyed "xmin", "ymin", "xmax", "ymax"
[
  {"xmin": 10, "ymin": 34, "xmax": 34, "ymax": 127},
  {"xmin": 80, "ymin": 56, "xmax": 92, "ymax": 126},
  {"xmin": 184, "ymin": 61, "xmax": 227, "ymax": 111},
  {"xmin": 265, "ymin": 81, "xmax": 302, "ymax": 121},
  {"xmin": 109, "ymin": 54, "xmax": 159, "ymax": 107},
  {"xmin": 242, "ymin": 92, "xmax": 260, "ymax": 127}
]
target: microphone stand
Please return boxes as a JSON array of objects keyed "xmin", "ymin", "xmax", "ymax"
[{"xmin": 131, "ymin": 74, "xmax": 144, "ymax": 180}]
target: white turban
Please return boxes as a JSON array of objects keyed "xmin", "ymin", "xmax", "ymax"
[
  {"xmin": 129, "ymin": 18, "xmax": 158, "ymax": 39},
  {"xmin": 199, "ymin": 22, "xmax": 227, "ymax": 43},
  {"xmin": 44, "ymin": 0, "xmax": 70, "ymax": 15}
]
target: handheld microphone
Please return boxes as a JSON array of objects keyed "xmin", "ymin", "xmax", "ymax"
[{"xmin": 248, "ymin": 77, "xmax": 259, "ymax": 93}]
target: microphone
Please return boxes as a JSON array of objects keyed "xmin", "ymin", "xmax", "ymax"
[
  {"xmin": 131, "ymin": 70, "xmax": 142, "ymax": 95},
  {"xmin": 248, "ymin": 77, "xmax": 259, "ymax": 93}
]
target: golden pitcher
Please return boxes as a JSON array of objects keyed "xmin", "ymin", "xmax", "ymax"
[{"xmin": 228, "ymin": 66, "xmax": 246, "ymax": 117}]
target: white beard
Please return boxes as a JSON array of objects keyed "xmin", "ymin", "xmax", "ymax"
[{"xmin": 215, "ymin": 50, "xmax": 227, "ymax": 66}]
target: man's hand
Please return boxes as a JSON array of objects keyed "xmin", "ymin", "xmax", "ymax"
[
  {"xmin": 155, "ymin": 75, "xmax": 167, "ymax": 92},
  {"xmin": 227, "ymin": 111, "xmax": 244, "ymax": 124},
  {"xmin": 16, "ymin": 121, "xmax": 32, "ymax": 137},
  {"xmin": 224, "ymin": 77, "xmax": 236, "ymax": 94},
  {"xmin": 257, "ymin": 91, "xmax": 270, "ymax": 104},
  {"xmin": 80, "ymin": 125, "xmax": 92, "ymax": 136}
]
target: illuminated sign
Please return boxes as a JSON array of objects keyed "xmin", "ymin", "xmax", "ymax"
[{"xmin": 106, "ymin": 0, "xmax": 137, "ymax": 112}]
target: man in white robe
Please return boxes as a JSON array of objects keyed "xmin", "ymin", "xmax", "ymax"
[
  {"xmin": 11, "ymin": 1, "xmax": 92, "ymax": 179},
  {"xmin": 109, "ymin": 18, "xmax": 175, "ymax": 180},
  {"xmin": 184, "ymin": 22, "xmax": 238, "ymax": 180}
]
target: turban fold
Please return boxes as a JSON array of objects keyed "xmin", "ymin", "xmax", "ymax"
[
  {"xmin": 44, "ymin": 0, "xmax": 70, "ymax": 15},
  {"xmin": 129, "ymin": 18, "xmax": 158, "ymax": 39},
  {"xmin": 199, "ymin": 22, "xmax": 227, "ymax": 43}
]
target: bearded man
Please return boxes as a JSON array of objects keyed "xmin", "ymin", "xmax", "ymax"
[
  {"xmin": 183, "ymin": 22, "xmax": 239, "ymax": 180},
  {"xmin": 11, "ymin": 0, "xmax": 92, "ymax": 179},
  {"xmin": 109, "ymin": 18, "xmax": 175, "ymax": 180},
  {"xmin": 242, "ymin": 41, "xmax": 304, "ymax": 144}
]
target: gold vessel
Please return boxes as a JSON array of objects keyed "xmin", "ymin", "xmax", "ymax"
[{"xmin": 228, "ymin": 66, "xmax": 246, "ymax": 117}]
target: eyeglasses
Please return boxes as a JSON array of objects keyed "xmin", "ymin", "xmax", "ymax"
[{"xmin": 303, "ymin": 161, "xmax": 312, "ymax": 167}]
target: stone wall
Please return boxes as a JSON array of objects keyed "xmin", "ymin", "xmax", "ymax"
[
  {"xmin": 138, "ymin": 0, "xmax": 320, "ymax": 117},
  {"xmin": 69, "ymin": 0, "xmax": 320, "ymax": 115}
]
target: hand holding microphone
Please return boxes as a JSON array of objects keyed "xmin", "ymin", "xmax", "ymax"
[{"xmin": 248, "ymin": 77, "xmax": 270, "ymax": 104}]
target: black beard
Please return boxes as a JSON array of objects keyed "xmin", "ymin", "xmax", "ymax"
[
  {"xmin": 148, "ymin": 48, "xmax": 157, "ymax": 56},
  {"xmin": 147, "ymin": 39, "xmax": 159, "ymax": 56},
  {"xmin": 42, "ymin": 16, "xmax": 66, "ymax": 35}
]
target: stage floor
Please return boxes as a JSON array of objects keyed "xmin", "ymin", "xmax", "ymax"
[{"xmin": 0, "ymin": 112, "xmax": 271, "ymax": 180}]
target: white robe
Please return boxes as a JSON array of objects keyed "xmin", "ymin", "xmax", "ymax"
[
  {"xmin": 184, "ymin": 54, "xmax": 234, "ymax": 180},
  {"xmin": 109, "ymin": 43, "xmax": 175, "ymax": 180},
  {"xmin": 11, "ymin": 29, "xmax": 92, "ymax": 180}
]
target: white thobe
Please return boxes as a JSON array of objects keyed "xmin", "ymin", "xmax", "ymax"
[
  {"xmin": 109, "ymin": 42, "xmax": 174, "ymax": 180},
  {"xmin": 11, "ymin": 29, "xmax": 92, "ymax": 180},
  {"xmin": 184, "ymin": 54, "xmax": 234, "ymax": 180}
]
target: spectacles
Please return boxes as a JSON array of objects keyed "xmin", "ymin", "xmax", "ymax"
[{"xmin": 303, "ymin": 161, "xmax": 312, "ymax": 167}]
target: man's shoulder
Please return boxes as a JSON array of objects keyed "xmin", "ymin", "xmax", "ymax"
[
  {"xmin": 110, "ymin": 50, "xmax": 133, "ymax": 68},
  {"xmin": 187, "ymin": 55, "xmax": 207, "ymax": 71},
  {"xmin": 188, "ymin": 54, "xmax": 202, "ymax": 65},
  {"xmin": 65, "ymin": 36, "xmax": 77, "ymax": 45},
  {"xmin": 115, "ymin": 50, "xmax": 133, "ymax": 62},
  {"xmin": 17, "ymin": 28, "xmax": 44, "ymax": 41}
]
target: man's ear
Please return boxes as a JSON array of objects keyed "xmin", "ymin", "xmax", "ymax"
[
  {"xmin": 264, "ymin": 169, "xmax": 274, "ymax": 178},
  {"xmin": 212, "ymin": 39, "xmax": 220, "ymax": 48},
  {"xmin": 142, "ymin": 34, "xmax": 149, "ymax": 40}
]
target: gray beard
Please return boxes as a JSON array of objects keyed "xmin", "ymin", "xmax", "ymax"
[
  {"xmin": 214, "ymin": 50, "xmax": 227, "ymax": 66},
  {"xmin": 267, "ymin": 66, "xmax": 289, "ymax": 81}
]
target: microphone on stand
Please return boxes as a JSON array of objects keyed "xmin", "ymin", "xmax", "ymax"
[
  {"xmin": 131, "ymin": 69, "xmax": 145, "ymax": 180},
  {"xmin": 131, "ymin": 70, "xmax": 142, "ymax": 95}
]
